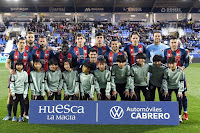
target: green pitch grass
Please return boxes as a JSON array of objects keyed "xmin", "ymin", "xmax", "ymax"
[{"xmin": 0, "ymin": 63, "xmax": 200, "ymax": 133}]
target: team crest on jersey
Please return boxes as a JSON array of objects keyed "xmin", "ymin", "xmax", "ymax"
[
  {"xmin": 131, "ymin": 49, "xmax": 133, "ymax": 52},
  {"xmin": 15, "ymin": 56, "xmax": 18, "ymax": 59},
  {"xmin": 110, "ymin": 57, "xmax": 112, "ymax": 59},
  {"xmin": 36, "ymin": 54, "xmax": 39, "ymax": 57},
  {"xmin": 24, "ymin": 56, "xmax": 27, "ymax": 59},
  {"xmin": 168, "ymin": 54, "xmax": 171, "ymax": 57},
  {"xmin": 84, "ymin": 50, "xmax": 87, "ymax": 53},
  {"xmin": 177, "ymin": 53, "xmax": 180, "ymax": 57},
  {"xmin": 45, "ymin": 54, "xmax": 49, "ymax": 57},
  {"xmin": 139, "ymin": 48, "xmax": 143, "ymax": 52}
]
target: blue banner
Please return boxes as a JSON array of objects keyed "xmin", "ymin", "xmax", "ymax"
[
  {"xmin": 0, "ymin": 7, "xmax": 37, "ymax": 12},
  {"xmin": 0, "ymin": 56, "xmax": 8, "ymax": 63},
  {"xmin": 191, "ymin": 8, "xmax": 200, "ymax": 13},
  {"xmin": 153, "ymin": 8, "xmax": 189, "ymax": 13},
  {"xmin": 37, "ymin": 7, "xmax": 75, "ymax": 12},
  {"xmin": 190, "ymin": 54, "xmax": 200, "ymax": 58},
  {"xmin": 76, "ymin": 7, "xmax": 113, "ymax": 12},
  {"xmin": 115, "ymin": 7, "xmax": 151, "ymax": 13},
  {"xmin": 29, "ymin": 101, "xmax": 179, "ymax": 125}
]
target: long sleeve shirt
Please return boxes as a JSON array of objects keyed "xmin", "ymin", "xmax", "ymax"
[
  {"xmin": 46, "ymin": 70, "xmax": 63, "ymax": 92},
  {"xmin": 10, "ymin": 70, "xmax": 29, "ymax": 98},
  {"xmin": 62, "ymin": 70, "xmax": 79, "ymax": 95},
  {"xmin": 162, "ymin": 67, "xmax": 185, "ymax": 94}
]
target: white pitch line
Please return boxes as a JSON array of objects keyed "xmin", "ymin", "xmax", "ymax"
[{"xmin": 96, "ymin": 103, "xmax": 98, "ymax": 122}]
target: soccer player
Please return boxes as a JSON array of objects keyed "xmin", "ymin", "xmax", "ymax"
[
  {"xmin": 3, "ymin": 37, "xmax": 33, "ymax": 121},
  {"xmin": 30, "ymin": 59, "xmax": 46, "ymax": 100},
  {"xmin": 104, "ymin": 38, "xmax": 125, "ymax": 67},
  {"xmin": 131, "ymin": 53, "xmax": 150, "ymax": 101},
  {"xmin": 80, "ymin": 62, "xmax": 95, "ymax": 100},
  {"xmin": 163, "ymin": 36, "xmax": 189, "ymax": 120},
  {"xmin": 146, "ymin": 31, "xmax": 169, "ymax": 63},
  {"xmin": 148, "ymin": 55, "xmax": 167, "ymax": 101},
  {"xmin": 124, "ymin": 31, "xmax": 146, "ymax": 66},
  {"xmin": 111, "ymin": 55, "xmax": 135, "ymax": 101},
  {"xmin": 62, "ymin": 59, "xmax": 79, "ymax": 100},
  {"xmin": 69, "ymin": 33, "xmax": 90, "ymax": 65},
  {"xmin": 83, "ymin": 48, "xmax": 98, "ymax": 71},
  {"xmin": 55, "ymin": 42, "xmax": 77, "ymax": 71},
  {"xmin": 92, "ymin": 32, "xmax": 110, "ymax": 57},
  {"xmin": 94, "ymin": 58, "xmax": 112, "ymax": 100},
  {"xmin": 46, "ymin": 59, "xmax": 62, "ymax": 100},
  {"xmin": 32, "ymin": 35, "xmax": 54, "ymax": 72},
  {"xmin": 24, "ymin": 31, "xmax": 38, "ymax": 119},
  {"xmin": 162, "ymin": 57, "xmax": 184, "ymax": 123},
  {"xmin": 10, "ymin": 60, "xmax": 28, "ymax": 122}
]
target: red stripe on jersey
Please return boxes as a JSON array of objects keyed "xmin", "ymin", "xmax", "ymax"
[
  {"xmin": 108, "ymin": 51, "xmax": 114, "ymax": 66},
  {"xmin": 176, "ymin": 49, "xmax": 181, "ymax": 66},
  {"xmin": 25, "ymin": 45, "xmax": 29, "ymax": 52},
  {"xmin": 23, "ymin": 52, "xmax": 29, "ymax": 74},
  {"xmin": 59, "ymin": 53, "xmax": 64, "ymax": 66},
  {"xmin": 93, "ymin": 46, "xmax": 98, "ymax": 53},
  {"xmin": 36, "ymin": 49, "xmax": 40, "ymax": 59},
  {"xmin": 67, "ymin": 53, "xmax": 72, "ymax": 60},
  {"xmin": 14, "ymin": 50, "xmax": 19, "ymax": 68},
  {"xmin": 33, "ymin": 46, "xmax": 38, "ymax": 50},
  {"xmin": 83, "ymin": 46, "xmax": 88, "ymax": 60},
  {"xmin": 138, "ymin": 44, "xmax": 143, "ymax": 53},
  {"xmin": 102, "ymin": 46, "xmax": 107, "ymax": 55},
  {"xmin": 118, "ymin": 52, "xmax": 123, "ymax": 55},
  {"xmin": 74, "ymin": 47, "xmax": 80, "ymax": 60},
  {"xmin": 167, "ymin": 49, "xmax": 172, "ymax": 59},
  {"xmin": 44, "ymin": 50, "xmax": 49, "ymax": 72},
  {"xmin": 129, "ymin": 45, "xmax": 135, "ymax": 65}
]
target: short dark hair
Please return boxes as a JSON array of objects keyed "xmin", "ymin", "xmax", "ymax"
[
  {"xmin": 15, "ymin": 59, "xmax": 24, "ymax": 69},
  {"xmin": 18, "ymin": 37, "xmax": 26, "ymax": 41},
  {"xmin": 153, "ymin": 31, "xmax": 161, "ymax": 35},
  {"xmin": 116, "ymin": 55, "xmax": 126, "ymax": 63},
  {"xmin": 62, "ymin": 40, "xmax": 69, "ymax": 45},
  {"xmin": 83, "ymin": 62, "xmax": 92, "ymax": 70},
  {"xmin": 168, "ymin": 56, "xmax": 177, "ymax": 64},
  {"xmin": 97, "ymin": 57, "xmax": 106, "ymax": 64},
  {"xmin": 111, "ymin": 38, "xmax": 118, "ymax": 42},
  {"xmin": 33, "ymin": 59, "xmax": 42, "ymax": 64},
  {"xmin": 95, "ymin": 32, "xmax": 104, "ymax": 37},
  {"xmin": 48, "ymin": 58, "xmax": 58, "ymax": 66},
  {"xmin": 130, "ymin": 31, "xmax": 140, "ymax": 38},
  {"xmin": 89, "ymin": 48, "xmax": 97, "ymax": 54},
  {"xmin": 169, "ymin": 36, "xmax": 178, "ymax": 41},
  {"xmin": 61, "ymin": 42, "xmax": 69, "ymax": 48},
  {"xmin": 17, "ymin": 37, "xmax": 26, "ymax": 43},
  {"xmin": 75, "ymin": 33, "xmax": 85, "ymax": 39},
  {"xmin": 38, "ymin": 35, "xmax": 47, "ymax": 40},
  {"xmin": 136, "ymin": 53, "xmax": 146, "ymax": 60},
  {"xmin": 153, "ymin": 55, "xmax": 163, "ymax": 62},
  {"xmin": 64, "ymin": 59, "xmax": 73, "ymax": 68}
]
